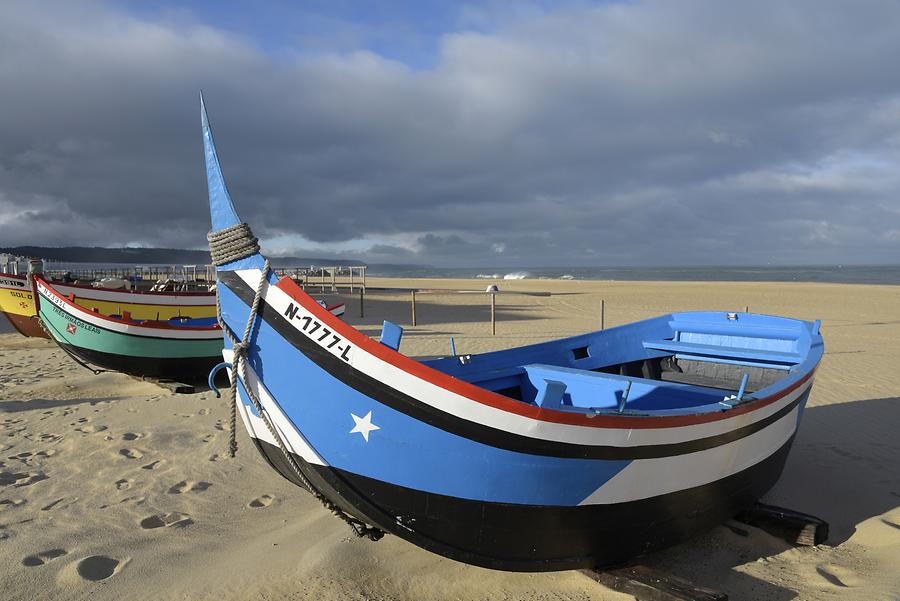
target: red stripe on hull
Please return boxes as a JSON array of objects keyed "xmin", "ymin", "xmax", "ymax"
[
  {"xmin": 273, "ymin": 276, "xmax": 817, "ymax": 431},
  {"xmin": 35, "ymin": 277, "xmax": 220, "ymax": 333}
]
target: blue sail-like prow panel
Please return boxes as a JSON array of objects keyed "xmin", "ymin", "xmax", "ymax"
[{"xmin": 200, "ymin": 93, "xmax": 265, "ymax": 273}]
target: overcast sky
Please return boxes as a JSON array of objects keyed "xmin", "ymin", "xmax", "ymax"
[{"xmin": 1, "ymin": 1, "xmax": 899, "ymax": 266}]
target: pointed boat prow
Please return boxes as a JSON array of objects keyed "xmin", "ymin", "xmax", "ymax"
[
  {"xmin": 200, "ymin": 94, "xmax": 265, "ymax": 272},
  {"xmin": 199, "ymin": 98, "xmax": 825, "ymax": 572}
]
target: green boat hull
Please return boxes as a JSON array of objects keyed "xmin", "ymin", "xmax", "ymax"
[{"xmin": 38, "ymin": 285, "xmax": 222, "ymax": 382}]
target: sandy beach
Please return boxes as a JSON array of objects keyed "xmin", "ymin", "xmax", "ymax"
[{"xmin": 1, "ymin": 277, "xmax": 898, "ymax": 600}]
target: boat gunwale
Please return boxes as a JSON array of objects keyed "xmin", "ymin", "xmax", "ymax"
[
  {"xmin": 1, "ymin": 271, "xmax": 215, "ymax": 298},
  {"xmin": 35, "ymin": 276, "xmax": 221, "ymax": 335},
  {"xmin": 249, "ymin": 272, "xmax": 822, "ymax": 430}
]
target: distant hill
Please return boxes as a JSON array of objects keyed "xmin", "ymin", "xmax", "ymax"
[{"xmin": 0, "ymin": 246, "xmax": 365, "ymax": 267}]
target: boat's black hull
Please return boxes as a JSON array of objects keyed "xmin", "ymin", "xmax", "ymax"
[
  {"xmin": 251, "ymin": 433, "xmax": 796, "ymax": 571},
  {"xmin": 58, "ymin": 342, "xmax": 221, "ymax": 384}
]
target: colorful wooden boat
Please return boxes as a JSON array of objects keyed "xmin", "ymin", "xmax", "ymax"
[
  {"xmin": 33, "ymin": 276, "xmax": 223, "ymax": 382},
  {"xmin": 201, "ymin": 98, "xmax": 824, "ymax": 571},
  {"xmin": 2, "ymin": 272, "xmax": 344, "ymax": 339},
  {"xmin": 0, "ymin": 271, "xmax": 219, "ymax": 339},
  {"xmin": 0, "ymin": 273, "xmax": 46, "ymax": 337}
]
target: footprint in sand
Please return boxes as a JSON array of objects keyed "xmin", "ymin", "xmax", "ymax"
[
  {"xmin": 208, "ymin": 454, "xmax": 222, "ymax": 462},
  {"xmin": 815, "ymin": 564, "xmax": 860, "ymax": 588},
  {"xmin": 2, "ymin": 471, "xmax": 49, "ymax": 487},
  {"xmin": 168, "ymin": 480, "xmax": 212, "ymax": 494},
  {"xmin": 198, "ymin": 408, "xmax": 211, "ymax": 416},
  {"xmin": 0, "ymin": 471, "xmax": 28, "ymax": 486},
  {"xmin": 22, "ymin": 549, "xmax": 68, "ymax": 567},
  {"xmin": 75, "ymin": 424, "xmax": 107, "ymax": 434},
  {"xmin": 0, "ymin": 498, "xmax": 26, "ymax": 511},
  {"xmin": 119, "ymin": 448, "xmax": 143, "ymax": 459},
  {"xmin": 141, "ymin": 460, "xmax": 164, "ymax": 470},
  {"xmin": 76, "ymin": 555, "xmax": 122, "ymax": 581},
  {"xmin": 121, "ymin": 432, "xmax": 143, "ymax": 441},
  {"xmin": 115, "ymin": 478, "xmax": 133, "ymax": 490},
  {"xmin": 139, "ymin": 512, "xmax": 193, "ymax": 529},
  {"xmin": 201, "ymin": 434, "xmax": 215, "ymax": 444},
  {"xmin": 249, "ymin": 494, "xmax": 274, "ymax": 508}
]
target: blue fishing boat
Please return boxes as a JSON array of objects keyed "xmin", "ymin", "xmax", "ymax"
[{"xmin": 200, "ymin": 96, "xmax": 824, "ymax": 571}]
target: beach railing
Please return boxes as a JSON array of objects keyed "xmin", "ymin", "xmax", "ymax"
[{"xmin": 277, "ymin": 265, "xmax": 367, "ymax": 293}]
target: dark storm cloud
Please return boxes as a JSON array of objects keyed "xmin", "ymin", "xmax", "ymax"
[{"xmin": 1, "ymin": 1, "xmax": 899, "ymax": 265}]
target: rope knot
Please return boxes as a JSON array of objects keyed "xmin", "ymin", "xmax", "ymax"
[{"xmin": 207, "ymin": 223, "xmax": 260, "ymax": 266}]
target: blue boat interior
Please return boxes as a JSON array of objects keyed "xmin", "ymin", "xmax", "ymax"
[{"xmin": 421, "ymin": 311, "xmax": 823, "ymax": 416}]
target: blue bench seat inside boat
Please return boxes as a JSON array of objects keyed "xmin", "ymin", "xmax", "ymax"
[
  {"xmin": 641, "ymin": 318, "xmax": 805, "ymax": 369},
  {"xmin": 522, "ymin": 364, "xmax": 726, "ymax": 412}
]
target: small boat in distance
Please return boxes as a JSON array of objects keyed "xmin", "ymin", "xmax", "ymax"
[{"xmin": 200, "ymin": 97, "xmax": 824, "ymax": 571}]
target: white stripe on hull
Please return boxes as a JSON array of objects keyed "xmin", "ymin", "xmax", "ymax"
[
  {"xmin": 224, "ymin": 349, "xmax": 326, "ymax": 466},
  {"xmin": 36, "ymin": 280, "xmax": 220, "ymax": 340},
  {"xmin": 232, "ymin": 269, "xmax": 811, "ymax": 448},
  {"xmin": 579, "ymin": 406, "xmax": 799, "ymax": 505}
]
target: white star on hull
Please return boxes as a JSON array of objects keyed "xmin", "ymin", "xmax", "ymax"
[{"xmin": 349, "ymin": 411, "xmax": 380, "ymax": 442}]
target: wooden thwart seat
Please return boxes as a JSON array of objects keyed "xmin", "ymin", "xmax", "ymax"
[{"xmin": 642, "ymin": 340, "xmax": 800, "ymax": 364}]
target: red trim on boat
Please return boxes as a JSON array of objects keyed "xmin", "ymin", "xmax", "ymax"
[
  {"xmin": 35, "ymin": 277, "xmax": 219, "ymax": 332},
  {"xmin": 0, "ymin": 271, "xmax": 213, "ymax": 298},
  {"xmin": 274, "ymin": 276, "xmax": 817, "ymax": 430}
]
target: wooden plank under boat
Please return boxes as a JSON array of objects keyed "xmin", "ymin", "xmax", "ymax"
[{"xmin": 200, "ymin": 97, "xmax": 825, "ymax": 572}]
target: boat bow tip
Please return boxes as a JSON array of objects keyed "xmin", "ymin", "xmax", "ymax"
[{"xmin": 200, "ymin": 94, "xmax": 242, "ymax": 233}]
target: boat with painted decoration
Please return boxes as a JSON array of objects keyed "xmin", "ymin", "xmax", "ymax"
[
  {"xmin": 200, "ymin": 97, "xmax": 824, "ymax": 571},
  {"xmin": 33, "ymin": 275, "xmax": 224, "ymax": 382},
  {"xmin": 2, "ymin": 270, "xmax": 344, "ymax": 339},
  {"xmin": 0, "ymin": 271, "xmax": 218, "ymax": 339},
  {"xmin": 0, "ymin": 273, "xmax": 46, "ymax": 337}
]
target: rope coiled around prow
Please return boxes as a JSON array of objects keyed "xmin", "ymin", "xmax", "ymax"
[
  {"xmin": 207, "ymin": 223, "xmax": 384, "ymax": 542},
  {"xmin": 207, "ymin": 223, "xmax": 260, "ymax": 266}
]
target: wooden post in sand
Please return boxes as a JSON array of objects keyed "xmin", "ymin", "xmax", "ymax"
[
  {"xmin": 411, "ymin": 290, "xmax": 417, "ymax": 326},
  {"xmin": 491, "ymin": 292, "xmax": 496, "ymax": 336},
  {"xmin": 745, "ymin": 305, "xmax": 749, "ymax": 314},
  {"xmin": 359, "ymin": 288, "xmax": 365, "ymax": 318},
  {"xmin": 600, "ymin": 299, "xmax": 605, "ymax": 330}
]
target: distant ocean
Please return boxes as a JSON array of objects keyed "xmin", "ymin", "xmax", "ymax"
[
  {"xmin": 366, "ymin": 265, "xmax": 900, "ymax": 285},
  {"xmin": 27, "ymin": 260, "xmax": 900, "ymax": 286}
]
